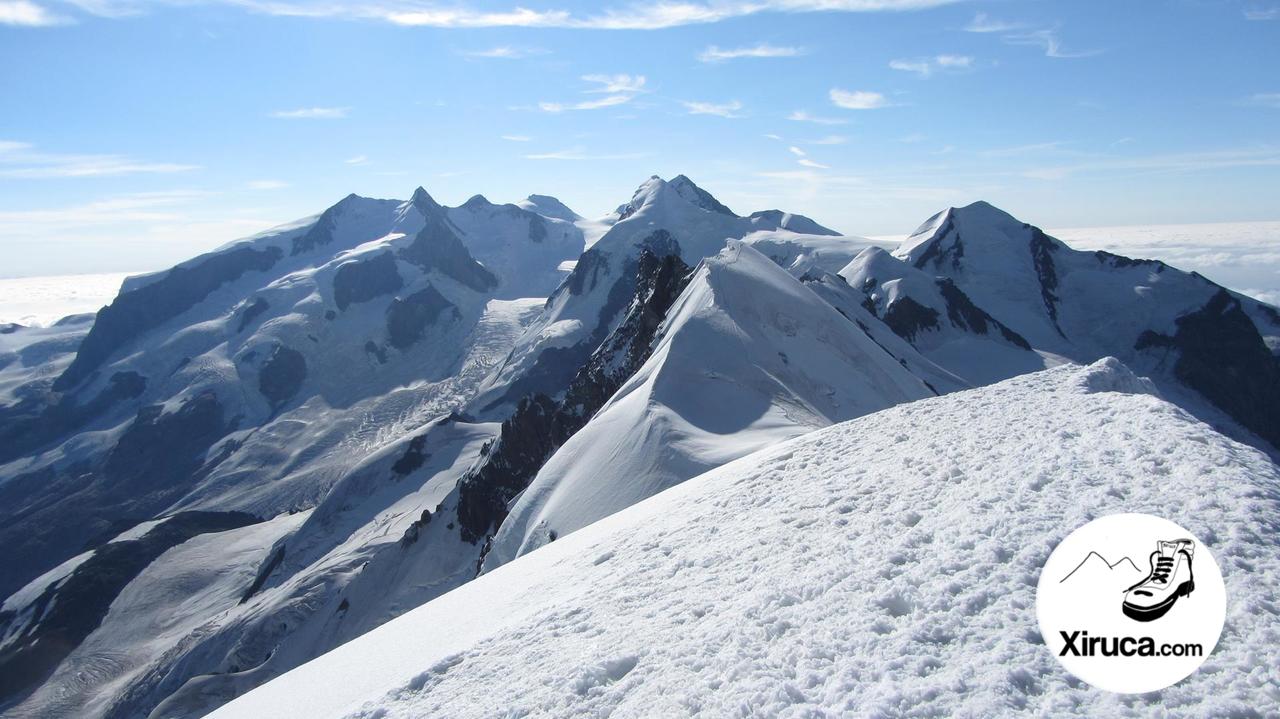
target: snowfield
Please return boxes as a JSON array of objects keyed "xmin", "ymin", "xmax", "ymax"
[{"xmin": 210, "ymin": 360, "xmax": 1280, "ymax": 718}]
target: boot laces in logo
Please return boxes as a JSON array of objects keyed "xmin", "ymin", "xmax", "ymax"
[{"xmin": 1036, "ymin": 514, "xmax": 1225, "ymax": 693}]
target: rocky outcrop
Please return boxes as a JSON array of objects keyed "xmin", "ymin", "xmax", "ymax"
[
  {"xmin": 386, "ymin": 285, "xmax": 457, "ymax": 350},
  {"xmin": 936, "ymin": 279, "xmax": 1031, "ymax": 350},
  {"xmin": 291, "ymin": 194, "xmax": 357, "ymax": 256},
  {"xmin": 400, "ymin": 213, "xmax": 497, "ymax": 293},
  {"xmin": 455, "ymin": 250, "xmax": 692, "ymax": 545},
  {"xmin": 1137, "ymin": 289, "xmax": 1280, "ymax": 448},
  {"xmin": 333, "ymin": 252, "xmax": 403, "ymax": 311},
  {"xmin": 258, "ymin": 345, "xmax": 307, "ymax": 409},
  {"xmin": 882, "ymin": 296, "xmax": 941, "ymax": 343}
]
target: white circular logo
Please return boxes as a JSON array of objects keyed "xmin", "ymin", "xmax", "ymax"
[{"xmin": 1036, "ymin": 513, "xmax": 1225, "ymax": 693}]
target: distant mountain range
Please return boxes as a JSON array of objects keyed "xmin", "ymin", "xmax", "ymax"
[{"xmin": 1, "ymin": 175, "xmax": 1276, "ymax": 718}]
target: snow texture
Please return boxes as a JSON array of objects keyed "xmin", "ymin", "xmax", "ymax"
[{"xmin": 210, "ymin": 360, "xmax": 1280, "ymax": 719}]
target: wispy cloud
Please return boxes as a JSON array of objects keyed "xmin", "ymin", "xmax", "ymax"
[
  {"xmin": 581, "ymin": 73, "xmax": 647, "ymax": 94},
  {"xmin": 963, "ymin": 12, "xmax": 1023, "ymax": 33},
  {"xmin": 0, "ymin": 0, "xmax": 66, "ymax": 25},
  {"xmin": 964, "ymin": 11, "xmax": 1097, "ymax": 59},
  {"xmin": 788, "ymin": 110, "xmax": 848, "ymax": 125},
  {"xmin": 830, "ymin": 89, "xmax": 890, "ymax": 110},
  {"xmin": 538, "ymin": 74, "xmax": 646, "ymax": 113},
  {"xmin": 0, "ymin": 190, "xmax": 212, "ymax": 228},
  {"xmin": 698, "ymin": 43, "xmax": 804, "ymax": 63},
  {"xmin": 539, "ymin": 95, "xmax": 634, "ymax": 113},
  {"xmin": 523, "ymin": 147, "xmax": 647, "ymax": 161},
  {"xmin": 684, "ymin": 100, "xmax": 744, "ymax": 118},
  {"xmin": 1246, "ymin": 92, "xmax": 1280, "ymax": 108},
  {"xmin": 344, "ymin": 154, "xmax": 368, "ymax": 164},
  {"xmin": 270, "ymin": 106, "xmax": 349, "ymax": 119},
  {"xmin": 0, "ymin": 140, "xmax": 199, "ymax": 178},
  {"xmin": 1244, "ymin": 6, "xmax": 1279, "ymax": 20},
  {"xmin": 786, "ymin": 145, "xmax": 832, "ymax": 169},
  {"xmin": 1004, "ymin": 28, "xmax": 1101, "ymax": 59},
  {"xmin": 463, "ymin": 46, "xmax": 546, "ymax": 59},
  {"xmin": 889, "ymin": 54, "xmax": 973, "ymax": 76},
  {"xmin": 51, "ymin": 0, "xmax": 963, "ymax": 29},
  {"xmin": 807, "ymin": 135, "xmax": 848, "ymax": 145},
  {"xmin": 500, "ymin": 135, "xmax": 532, "ymax": 142}
]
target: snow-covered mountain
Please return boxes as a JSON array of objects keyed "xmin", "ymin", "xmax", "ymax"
[
  {"xmin": 851, "ymin": 201, "xmax": 1280, "ymax": 449},
  {"xmin": 207, "ymin": 360, "xmax": 1280, "ymax": 718},
  {"xmin": 1, "ymin": 177, "xmax": 1277, "ymax": 719},
  {"xmin": 0, "ymin": 186, "xmax": 585, "ymax": 717},
  {"xmin": 483, "ymin": 241, "xmax": 937, "ymax": 568}
]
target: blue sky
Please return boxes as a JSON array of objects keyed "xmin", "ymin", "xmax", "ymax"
[{"xmin": 1, "ymin": 0, "xmax": 1278, "ymax": 276}]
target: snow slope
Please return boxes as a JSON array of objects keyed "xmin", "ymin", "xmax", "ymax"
[
  {"xmin": 484, "ymin": 241, "xmax": 936, "ymax": 567},
  {"xmin": 210, "ymin": 359, "xmax": 1280, "ymax": 718}
]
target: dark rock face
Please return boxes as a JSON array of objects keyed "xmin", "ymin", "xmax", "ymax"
[
  {"xmin": 911, "ymin": 212, "xmax": 963, "ymax": 271},
  {"xmin": 1094, "ymin": 250, "xmax": 1165, "ymax": 271},
  {"xmin": 364, "ymin": 340, "xmax": 388, "ymax": 365},
  {"xmin": 0, "ymin": 511, "xmax": 259, "ymax": 708},
  {"xmin": 236, "ymin": 297, "xmax": 270, "ymax": 333},
  {"xmin": 400, "ymin": 213, "xmax": 497, "ymax": 293},
  {"xmin": 1027, "ymin": 226, "xmax": 1066, "ymax": 339},
  {"xmin": 391, "ymin": 434, "xmax": 430, "ymax": 476},
  {"xmin": 239, "ymin": 544, "xmax": 285, "ymax": 604},
  {"xmin": 258, "ymin": 346, "xmax": 307, "ymax": 409},
  {"xmin": 936, "ymin": 279, "xmax": 1032, "ymax": 350},
  {"xmin": 291, "ymin": 195, "xmax": 356, "ymax": 256},
  {"xmin": 528, "ymin": 216, "xmax": 547, "ymax": 243},
  {"xmin": 55, "ymin": 245, "xmax": 283, "ymax": 391},
  {"xmin": 386, "ymin": 285, "xmax": 457, "ymax": 350},
  {"xmin": 333, "ymin": 252, "xmax": 403, "ymax": 311},
  {"xmin": 486, "ymin": 233, "xmax": 681, "ymax": 413},
  {"xmin": 456, "ymin": 250, "xmax": 692, "ymax": 545},
  {"xmin": 881, "ymin": 297, "xmax": 941, "ymax": 343},
  {"xmin": 1137, "ymin": 289, "xmax": 1280, "ymax": 448},
  {"xmin": 566, "ymin": 249, "xmax": 609, "ymax": 296}
]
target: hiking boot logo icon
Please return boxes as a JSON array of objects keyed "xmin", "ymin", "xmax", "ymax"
[
  {"xmin": 1121, "ymin": 538, "xmax": 1195, "ymax": 623},
  {"xmin": 1038, "ymin": 514, "xmax": 1225, "ymax": 694}
]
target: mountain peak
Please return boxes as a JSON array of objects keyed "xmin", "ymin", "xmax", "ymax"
[
  {"xmin": 461, "ymin": 194, "xmax": 492, "ymax": 210},
  {"xmin": 669, "ymin": 174, "xmax": 736, "ymax": 216},
  {"xmin": 617, "ymin": 174, "xmax": 737, "ymax": 221},
  {"xmin": 517, "ymin": 194, "xmax": 582, "ymax": 222},
  {"xmin": 410, "ymin": 186, "xmax": 443, "ymax": 216}
]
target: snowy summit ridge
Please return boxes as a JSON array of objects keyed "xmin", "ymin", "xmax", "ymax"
[
  {"xmin": 1, "ymin": 177, "xmax": 1277, "ymax": 719},
  {"xmin": 209, "ymin": 359, "xmax": 1280, "ymax": 718}
]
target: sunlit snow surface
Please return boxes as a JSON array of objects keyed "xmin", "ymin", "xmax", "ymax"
[
  {"xmin": 210, "ymin": 360, "xmax": 1280, "ymax": 719},
  {"xmin": 0, "ymin": 272, "xmax": 135, "ymax": 326}
]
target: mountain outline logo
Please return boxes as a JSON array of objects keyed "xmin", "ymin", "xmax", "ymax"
[{"xmin": 1036, "ymin": 514, "xmax": 1225, "ymax": 693}]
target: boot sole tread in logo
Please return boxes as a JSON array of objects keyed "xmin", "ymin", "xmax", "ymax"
[{"xmin": 1036, "ymin": 514, "xmax": 1225, "ymax": 694}]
